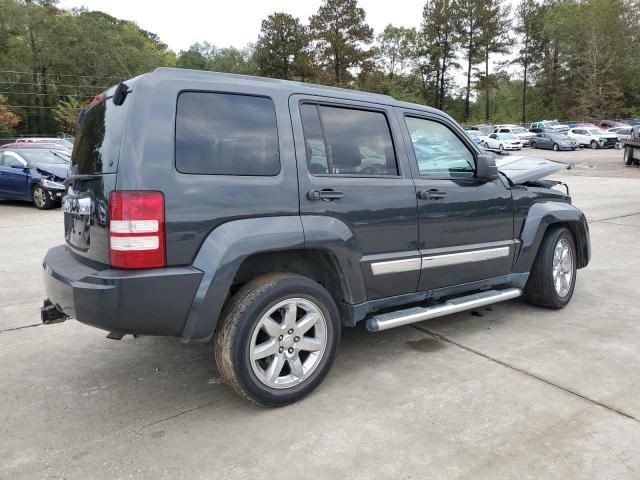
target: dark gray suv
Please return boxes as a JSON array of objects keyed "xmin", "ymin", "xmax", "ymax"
[{"xmin": 42, "ymin": 68, "xmax": 590, "ymax": 405}]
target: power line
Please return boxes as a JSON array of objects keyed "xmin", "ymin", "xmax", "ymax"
[
  {"xmin": 0, "ymin": 91, "xmax": 94, "ymax": 97},
  {"xmin": 8, "ymin": 105, "xmax": 83, "ymax": 110},
  {"xmin": 0, "ymin": 80, "xmax": 111, "ymax": 89},
  {"xmin": 0, "ymin": 69, "xmax": 124, "ymax": 80}
]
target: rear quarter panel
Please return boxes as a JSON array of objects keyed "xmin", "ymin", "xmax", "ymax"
[{"xmin": 116, "ymin": 75, "xmax": 300, "ymax": 266}]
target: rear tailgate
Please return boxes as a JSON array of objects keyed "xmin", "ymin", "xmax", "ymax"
[{"xmin": 64, "ymin": 87, "xmax": 132, "ymax": 266}]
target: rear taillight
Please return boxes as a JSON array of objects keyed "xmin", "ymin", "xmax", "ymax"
[{"xmin": 109, "ymin": 191, "xmax": 165, "ymax": 269}]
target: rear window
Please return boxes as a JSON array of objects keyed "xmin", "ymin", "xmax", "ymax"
[
  {"xmin": 72, "ymin": 95, "xmax": 130, "ymax": 174},
  {"xmin": 175, "ymin": 92, "xmax": 280, "ymax": 176}
]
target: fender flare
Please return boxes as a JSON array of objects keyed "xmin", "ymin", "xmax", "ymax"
[
  {"xmin": 181, "ymin": 215, "xmax": 367, "ymax": 341},
  {"xmin": 514, "ymin": 201, "xmax": 591, "ymax": 273}
]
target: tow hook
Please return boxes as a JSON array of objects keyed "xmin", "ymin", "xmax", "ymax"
[{"xmin": 41, "ymin": 299, "xmax": 69, "ymax": 324}]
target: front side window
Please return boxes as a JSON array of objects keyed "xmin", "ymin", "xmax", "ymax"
[
  {"xmin": 176, "ymin": 92, "xmax": 280, "ymax": 176},
  {"xmin": 405, "ymin": 117, "xmax": 475, "ymax": 178},
  {"xmin": 300, "ymin": 104, "xmax": 398, "ymax": 176}
]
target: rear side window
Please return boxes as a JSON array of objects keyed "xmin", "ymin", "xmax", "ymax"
[
  {"xmin": 300, "ymin": 103, "xmax": 398, "ymax": 176},
  {"xmin": 176, "ymin": 92, "xmax": 280, "ymax": 176}
]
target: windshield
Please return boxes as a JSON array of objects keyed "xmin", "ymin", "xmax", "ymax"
[
  {"xmin": 545, "ymin": 121, "xmax": 559, "ymax": 126},
  {"xmin": 549, "ymin": 134, "xmax": 568, "ymax": 141},
  {"xmin": 588, "ymin": 129, "xmax": 604, "ymax": 135},
  {"xmin": 466, "ymin": 130, "xmax": 480, "ymax": 137},
  {"xmin": 512, "ymin": 127, "xmax": 527, "ymax": 134},
  {"xmin": 19, "ymin": 150, "xmax": 70, "ymax": 165},
  {"xmin": 498, "ymin": 134, "xmax": 516, "ymax": 140}
]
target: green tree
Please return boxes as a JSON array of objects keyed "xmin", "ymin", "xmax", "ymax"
[
  {"xmin": 0, "ymin": 95, "xmax": 22, "ymax": 134},
  {"xmin": 455, "ymin": 0, "xmax": 486, "ymax": 122},
  {"xmin": 52, "ymin": 97, "xmax": 82, "ymax": 134},
  {"xmin": 514, "ymin": 0, "xmax": 538, "ymax": 123},
  {"xmin": 376, "ymin": 25, "xmax": 416, "ymax": 79},
  {"xmin": 476, "ymin": 0, "xmax": 511, "ymax": 122},
  {"xmin": 309, "ymin": 0, "xmax": 373, "ymax": 85},
  {"xmin": 421, "ymin": 0, "xmax": 459, "ymax": 110},
  {"xmin": 254, "ymin": 12, "xmax": 310, "ymax": 80}
]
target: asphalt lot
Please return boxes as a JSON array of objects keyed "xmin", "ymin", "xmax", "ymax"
[{"xmin": 2, "ymin": 147, "xmax": 640, "ymax": 479}]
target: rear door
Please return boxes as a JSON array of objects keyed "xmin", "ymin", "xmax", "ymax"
[
  {"xmin": 290, "ymin": 95, "xmax": 419, "ymax": 300},
  {"xmin": 396, "ymin": 110, "xmax": 516, "ymax": 291},
  {"xmin": 64, "ymin": 91, "xmax": 130, "ymax": 265}
]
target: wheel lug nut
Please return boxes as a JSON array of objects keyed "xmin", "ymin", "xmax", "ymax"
[
  {"xmin": 279, "ymin": 347, "xmax": 284, "ymax": 353},
  {"xmin": 288, "ymin": 347, "xmax": 294, "ymax": 354},
  {"xmin": 288, "ymin": 329, "xmax": 294, "ymax": 334},
  {"xmin": 278, "ymin": 335, "xmax": 283, "ymax": 341},
  {"xmin": 294, "ymin": 336, "xmax": 300, "ymax": 342}
]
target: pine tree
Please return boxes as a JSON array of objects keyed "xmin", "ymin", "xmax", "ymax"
[
  {"xmin": 309, "ymin": 0, "xmax": 373, "ymax": 85},
  {"xmin": 254, "ymin": 13, "xmax": 310, "ymax": 80}
]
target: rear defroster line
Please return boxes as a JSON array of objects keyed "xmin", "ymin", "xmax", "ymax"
[{"xmin": 411, "ymin": 324, "xmax": 640, "ymax": 424}]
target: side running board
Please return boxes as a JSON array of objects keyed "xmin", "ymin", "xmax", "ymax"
[{"xmin": 365, "ymin": 288, "xmax": 522, "ymax": 332}]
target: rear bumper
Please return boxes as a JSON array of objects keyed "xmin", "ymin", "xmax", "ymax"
[{"xmin": 42, "ymin": 245, "xmax": 203, "ymax": 336}]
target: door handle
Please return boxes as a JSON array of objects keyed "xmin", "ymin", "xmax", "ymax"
[
  {"xmin": 308, "ymin": 189, "xmax": 344, "ymax": 201},
  {"xmin": 417, "ymin": 189, "xmax": 447, "ymax": 200}
]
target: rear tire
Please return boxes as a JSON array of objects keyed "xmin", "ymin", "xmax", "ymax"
[
  {"xmin": 525, "ymin": 227, "xmax": 577, "ymax": 309},
  {"xmin": 624, "ymin": 146, "xmax": 633, "ymax": 166},
  {"xmin": 32, "ymin": 186, "xmax": 55, "ymax": 210},
  {"xmin": 214, "ymin": 273, "xmax": 341, "ymax": 406}
]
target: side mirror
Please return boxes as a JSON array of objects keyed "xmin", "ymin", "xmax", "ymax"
[{"xmin": 476, "ymin": 154, "xmax": 498, "ymax": 181}]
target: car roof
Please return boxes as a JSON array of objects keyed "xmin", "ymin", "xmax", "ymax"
[
  {"xmin": 1, "ymin": 142, "xmax": 69, "ymax": 149},
  {"xmin": 149, "ymin": 67, "xmax": 442, "ymax": 115}
]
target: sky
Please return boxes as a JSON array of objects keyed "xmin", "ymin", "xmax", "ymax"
[{"xmin": 57, "ymin": 0, "xmax": 430, "ymax": 53}]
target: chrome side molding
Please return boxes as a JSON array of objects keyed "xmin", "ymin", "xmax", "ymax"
[
  {"xmin": 370, "ymin": 245, "xmax": 512, "ymax": 276},
  {"xmin": 421, "ymin": 246, "xmax": 510, "ymax": 269}
]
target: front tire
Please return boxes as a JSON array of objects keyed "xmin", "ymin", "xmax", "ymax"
[
  {"xmin": 214, "ymin": 273, "xmax": 341, "ymax": 406},
  {"xmin": 530, "ymin": 141, "xmax": 537, "ymax": 149},
  {"xmin": 499, "ymin": 144, "xmax": 504, "ymax": 151},
  {"xmin": 525, "ymin": 227, "xmax": 577, "ymax": 309},
  {"xmin": 590, "ymin": 140, "xmax": 598, "ymax": 149},
  {"xmin": 553, "ymin": 143, "xmax": 559, "ymax": 151},
  {"xmin": 32, "ymin": 186, "xmax": 55, "ymax": 210}
]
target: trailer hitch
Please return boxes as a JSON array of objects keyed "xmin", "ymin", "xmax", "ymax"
[{"xmin": 41, "ymin": 299, "xmax": 69, "ymax": 324}]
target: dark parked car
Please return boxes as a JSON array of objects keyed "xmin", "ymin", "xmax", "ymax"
[
  {"xmin": 0, "ymin": 148, "xmax": 69, "ymax": 209},
  {"xmin": 530, "ymin": 133, "xmax": 578, "ymax": 151},
  {"xmin": 41, "ymin": 69, "xmax": 591, "ymax": 406}
]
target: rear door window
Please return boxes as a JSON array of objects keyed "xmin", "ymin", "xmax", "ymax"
[
  {"xmin": 176, "ymin": 92, "xmax": 280, "ymax": 176},
  {"xmin": 300, "ymin": 104, "xmax": 398, "ymax": 176}
]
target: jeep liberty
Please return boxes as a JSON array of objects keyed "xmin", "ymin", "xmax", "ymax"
[{"xmin": 42, "ymin": 68, "xmax": 590, "ymax": 405}]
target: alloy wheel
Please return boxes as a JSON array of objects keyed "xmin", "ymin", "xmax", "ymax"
[
  {"xmin": 33, "ymin": 187, "xmax": 46, "ymax": 208},
  {"xmin": 552, "ymin": 238, "xmax": 574, "ymax": 298},
  {"xmin": 249, "ymin": 298, "xmax": 328, "ymax": 389}
]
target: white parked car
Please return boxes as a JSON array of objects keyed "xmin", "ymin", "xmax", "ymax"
[
  {"xmin": 608, "ymin": 127, "xmax": 632, "ymax": 145},
  {"xmin": 494, "ymin": 125, "xmax": 536, "ymax": 146},
  {"xmin": 484, "ymin": 133, "xmax": 523, "ymax": 151},
  {"xmin": 465, "ymin": 129, "xmax": 490, "ymax": 146},
  {"xmin": 567, "ymin": 128, "xmax": 618, "ymax": 149}
]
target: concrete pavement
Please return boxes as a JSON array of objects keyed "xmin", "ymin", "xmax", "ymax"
[{"xmin": 1, "ymin": 150, "xmax": 640, "ymax": 479}]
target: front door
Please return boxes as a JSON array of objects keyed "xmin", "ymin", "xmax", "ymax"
[
  {"xmin": 396, "ymin": 110, "xmax": 516, "ymax": 291},
  {"xmin": 290, "ymin": 95, "xmax": 419, "ymax": 300},
  {"xmin": 0, "ymin": 152, "xmax": 29, "ymax": 199}
]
